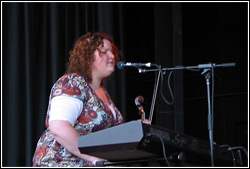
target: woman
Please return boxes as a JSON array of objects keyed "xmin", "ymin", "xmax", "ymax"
[{"xmin": 33, "ymin": 32, "xmax": 124, "ymax": 167}]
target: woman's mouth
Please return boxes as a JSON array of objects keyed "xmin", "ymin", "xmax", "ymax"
[{"xmin": 107, "ymin": 60, "xmax": 114, "ymax": 65}]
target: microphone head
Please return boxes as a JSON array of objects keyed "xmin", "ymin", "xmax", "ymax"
[
  {"xmin": 117, "ymin": 61, "xmax": 125, "ymax": 69},
  {"xmin": 135, "ymin": 96, "xmax": 144, "ymax": 105}
]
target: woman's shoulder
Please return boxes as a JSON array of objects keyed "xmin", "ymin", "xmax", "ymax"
[
  {"xmin": 56, "ymin": 73, "xmax": 86, "ymax": 84},
  {"xmin": 60, "ymin": 73, "xmax": 84, "ymax": 79},
  {"xmin": 51, "ymin": 73, "xmax": 88, "ymax": 96}
]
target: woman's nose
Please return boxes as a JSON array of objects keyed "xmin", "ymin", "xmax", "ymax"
[{"xmin": 108, "ymin": 52, "xmax": 115, "ymax": 59}]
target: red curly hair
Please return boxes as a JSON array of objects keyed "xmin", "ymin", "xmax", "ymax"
[{"xmin": 65, "ymin": 32, "xmax": 120, "ymax": 83}]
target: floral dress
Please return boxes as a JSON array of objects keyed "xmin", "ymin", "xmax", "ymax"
[{"xmin": 33, "ymin": 73, "xmax": 124, "ymax": 167}]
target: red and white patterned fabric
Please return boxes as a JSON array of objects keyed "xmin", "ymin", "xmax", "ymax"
[{"xmin": 33, "ymin": 73, "xmax": 123, "ymax": 167}]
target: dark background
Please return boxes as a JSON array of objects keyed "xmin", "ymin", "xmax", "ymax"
[{"xmin": 2, "ymin": 2, "xmax": 248, "ymax": 167}]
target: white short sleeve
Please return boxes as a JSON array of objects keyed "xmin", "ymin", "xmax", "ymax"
[{"xmin": 49, "ymin": 96, "xmax": 83, "ymax": 126}]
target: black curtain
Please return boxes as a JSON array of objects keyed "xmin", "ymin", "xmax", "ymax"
[
  {"xmin": 2, "ymin": 2, "xmax": 248, "ymax": 167},
  {"xmin": 2, "ymin": 2, "xmax": 126, "ymax": 166}
]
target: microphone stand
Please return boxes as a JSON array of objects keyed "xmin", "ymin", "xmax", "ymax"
[
  {"xmin": 202, "ymin": 66, "xmax": 214, "ymax": 166},
  {"xmin": 149, "ymin": 69, "xmax": 161, "ymax": 122},
  {"xmin": 138, "ymin": 62, "xmax": 235, "ymax": 167},
  {"xmin": 139, "ymin": 63, "xmax": 235, "ymax": 72},
  {"xmin": 139, "ymin": 64, "xmax": 162, "ymax": 122}
]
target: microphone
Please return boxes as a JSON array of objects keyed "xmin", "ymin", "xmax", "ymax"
[
  {"xmin": 117, "ymin": 61, "xmax": 152, "ymax": 69},
  {"xmin": 135, "ymin": 96, "xmax": 145, "ymax": 113}
]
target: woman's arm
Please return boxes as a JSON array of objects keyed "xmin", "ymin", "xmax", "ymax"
[{"xmin": 49, "ymin": 120, "xmax": 105, "ymax": 165}]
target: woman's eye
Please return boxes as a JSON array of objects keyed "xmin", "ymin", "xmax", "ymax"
[
  {"xmin": 102, "ymin": 50, "xmax": 113, "ymax": 55},
  {"xmin": 107, "ymin": 50, "xmax": 113, "ymax": 54}
]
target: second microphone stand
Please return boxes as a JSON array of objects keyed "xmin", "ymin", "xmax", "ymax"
[
  {"xmin": 138, "ymin": 62, "xmax": 235, "ymax": 167},
  {"xmin": 202, "ymin": 66, "xmax": 215, "ymax": 166}
]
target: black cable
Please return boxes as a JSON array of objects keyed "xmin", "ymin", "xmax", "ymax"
[
  {"xmin": 160, "ymin": 69, "xmax": 174, "ymax": 105},
  {"xmin": 146, "ymin": 133, "xmax": 171, "ymax": 167},
  {"xmin": 159, "ymin": 64, "xmax": 200, "ymax": 106},
  {"xmin": 229, "ymin": 146, "xmax": 248, "ymax": 158},
  {"xmin": 219, "ymin": 145, "xmax": 248, "ymax": 166},
  {"xmin": 219, "ymin": 144, "xmax": 236, "ymax": 166}
]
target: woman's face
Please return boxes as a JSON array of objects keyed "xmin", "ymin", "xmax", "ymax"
[{"xmin": 92, "ymin": 39, "xmax": 115, "ymax": 80}]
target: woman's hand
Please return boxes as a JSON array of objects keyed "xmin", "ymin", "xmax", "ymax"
[
  {"xmin": 137, "ymin": 119, "xmax": 151, "ymax": 125},
  {"xmin": 49, "ymin": 120, "xmax": 108, "ymax": 166},
  {"xmin": 87, "ymin": 156, "xmax": 107, "ymax": 166}
]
